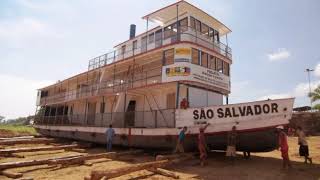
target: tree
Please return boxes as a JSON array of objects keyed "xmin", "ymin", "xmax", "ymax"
[
  {"xmin": 309, "ymin": 85, "xmax": 320, "ymax": 103},
  {"xmin": 312, "ymin": 104, "xmax": 320, "ymax": 111},
  {"xmin": 0, "ymin": 116, "xmax": 5, "ymax": 124}
]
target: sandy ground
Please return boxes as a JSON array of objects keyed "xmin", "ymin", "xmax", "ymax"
[{"xmin": 0, "ymin": 137, "xmax": 319, "ymax": 180}]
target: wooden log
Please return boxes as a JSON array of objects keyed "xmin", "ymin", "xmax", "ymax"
[
  {"xmin": 68, "ymin": 148, "xmax": 86, "ymax": 153},
  {"xmin": 0, "ymin": 138, "xmax": 56, "ymax": 146},
  {"xmin": 0, "ymin": 170, "xmax": 23, "ymax": 178},
  {"xmin": 0, "ymin": 150, "xmax": 142, "ymax": 170},
  {"xmin": 87, "ymin": 152, "xmax": 193, "ymax": 180},
  {"xmin": 0, "ymin": 144, "xmax": 79, "ymax": 155},
  {"xmin": 89, "ymin": 160, "xmax": 169, "ymax": 180},
  {"xmin": 148, "ymin": 168, "xmax": 179, "ymax": 179},
  {"xmin": 155, "ymin": 153, "xmax": 195, "ymax": 161},
  {"xmin": 0, "ymin": 136, "xmax": 34, "ymax": 140},
  {"xmin": 0, "ymin": 154, "xmax": 82, "ymax": 170},
  {"xmin": 48, "ymin": 150, "xmax": 143, "ymax": 166}
]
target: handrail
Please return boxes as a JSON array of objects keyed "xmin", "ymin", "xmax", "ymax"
[
  {"xmin": 34, "ymin": 109, "xmax": 176, "ymax": 128},
  {"xmin": 88, "ymin": 25, "xmax": 232, "ymax": 70},
  {"xmin": 40, "ymin": 65, "xmax": 162, "ymax": 105}
]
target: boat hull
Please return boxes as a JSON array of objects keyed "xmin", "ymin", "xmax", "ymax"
[{"xmin": 35, "ymin": 125, "xmax": 279, "ymax": 152}]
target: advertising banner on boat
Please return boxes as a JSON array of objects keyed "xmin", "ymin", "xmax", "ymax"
[
  {"xmin": 175, "ymin": 98, "xmax": 295, "ymax": 128},
  {"xmin": 162, "ymin": 62, "xmax": 230, "ymax": 91}
]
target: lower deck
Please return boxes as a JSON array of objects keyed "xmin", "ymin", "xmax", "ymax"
[
  {"xmin": 35, "ymin": 125, "xmax": 278, "ymax": 152},
  {"xmin": 35, "ymin": 82, "xmax": 225, "ymax": 128}
]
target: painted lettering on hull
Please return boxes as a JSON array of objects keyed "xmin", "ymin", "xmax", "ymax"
[{"xmin": 193, "ymin": 103, "xmax": 279, "ymax": 120}]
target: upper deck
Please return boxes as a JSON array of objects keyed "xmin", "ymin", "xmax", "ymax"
[
  {"xmin": 36, "ymin": 1, "xmax": 232, "ymax": 107},
  {"xmin": 88, "ymin": 0, "xmax": 231, "ymax": 70}
]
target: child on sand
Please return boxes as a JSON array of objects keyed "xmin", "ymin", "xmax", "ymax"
[{"xmin": 276, "ymin": 126, "xmax": 292, "ymax": 169}]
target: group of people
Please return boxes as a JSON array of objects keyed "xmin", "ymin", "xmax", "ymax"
[
  {"xmin": 175, "ymin": 124, "xmax": 238, "ymax": 166},
  {"xmin": 277, "ymin": 125, "xmax": 312, "ymax": 169},
  {"xmin": 105, "ymin": 122, "xmax": 312, "ymax": 169},
  {"xmin": 175, "ymin": 124, "xmax": 312, "ymax": 168}
]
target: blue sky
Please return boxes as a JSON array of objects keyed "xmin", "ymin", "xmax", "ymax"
[{"xmin": 0, "ymin": 0, "xmax": 320, "ymax": 119}]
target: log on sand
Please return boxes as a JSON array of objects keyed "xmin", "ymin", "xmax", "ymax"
[
  {"xmin": 0, "ymin": 154, "xmax": 82, "ymax": 170},
  {"xmin": 0, "ymin": 144, "xmax": 79, "ymax": 156},
  {"xmin": 87, "ymin": 160, "xmax": 170, "ymax": 180},
  {"xmin": 86, "ymin": 153, "xmax": 194, "ymax": 180},
  {"xmin": 47, "ymin": 150, "xmax": 143, "ymax": 166},
  {"xmin": 0, "ymin": 150, "xmax": 143, "ymax": 170},
  {"xmin": 0, "ymin": 138, "xmax": 56, "ymax": 146},
  {"xmin": 0, "ymin": 170, "xmax": 23, "ymax": 178},
  {"xmin": 148, "ymin": 168, "xmax": 179, "ymax": 179}
]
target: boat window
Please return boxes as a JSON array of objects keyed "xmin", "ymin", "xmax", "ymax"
[
  {"xmin": 223, "ymin": 62, "xmax": 230, "ymax": 76},
  {"xmin": 155, "ymin": 29, "xmax": 162, "ymax": 47},
  {"xmin": 121, "ymin": 45, "xmax": 126, "ymax": 55},
  {"xmin": 214, "ymin": 30, "xmax": 220, "ymax": 42},
  {"xmin": 100, "ymin": 102, "xmax": 105, "ymax": 113},
  {"xmin": 132, "ymin": 40, "xmax": 137, "ymax": 50},
  {"xmin": 179, "ymin": 17, "xmax": 188, "ymax": 32},
  {"xmin": 201, "ymin": 23, "xmax": 209, "ymax": 37},
  {"xmin": 148, "ymin": 33, "xmax": 154, "ymax": 44},
  {"xmin": 141, "ymin": 36, "xmax": 147, "ymax": 52},
  {"xmin": 164, "ymin": 49, "xmax": 174, "ymax": 65},
  {"xmin": 209, "ymin": 28, "xmax": 214, "ymax": 41},
  {"xmin": 190, "ymin": 16, "xmax": 196, "ymax": 30},
  {"xmin": 195, "ymin": 19, "xmax": 201, "ymax": 32},
  {"xmin": 201, "ymin": 51, "xmax": 208, "ymax": 68},
  {"xmin": 217, "ymin": 58, "xmax": 223, "ymax": 73},
  {"xmin": 208, "ymin": 55, "xmax": 216, "ymax": 70},
  {"xmin": 164, "ymin": 25, "xmax": 172, "ymax": 39},
  {"xmin": 192, "ymin": 48, "xmax": 200, "ymax": 65}
]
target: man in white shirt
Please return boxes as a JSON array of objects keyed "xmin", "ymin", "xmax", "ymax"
[{"xmin": 296, "ymin": 126, "xmax": 312, "ymax": 164}]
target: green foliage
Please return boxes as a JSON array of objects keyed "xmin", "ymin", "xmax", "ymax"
[
  {"xmin": 309, "ymin": 85, "xmax": 320, "ymax": 102},
  {"xmin": 0, "ymin": 116, "xmax": 5, "ymax": 123},
  {"xmin": 0, "ymin": 124, "xmax": 37, "ymax": 136},
  {"xmin": 312, "ymin": 104, "xmax": 320, "ymax": 110}
]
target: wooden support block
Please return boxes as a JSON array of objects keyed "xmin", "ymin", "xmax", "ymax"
[
  {"xmin": 0, "ymin": 170, "xmax": 23, "ymax": 178},
  {"xmin": 69, "ymin": 148, "xmax": 86, "ymax": 153},
  {"xmin": 89, "ymin": 160, "xmax": 169, "ymax": 180},
  {"xmin": 148, "ymin": 168, "xmax": 179, "ymax": 179},
  {"xmin": 0, "ymin": 144, "xmax": 79, "ymax": 155},
  {"xmin": 84, "ymin": 162, "xmax": 93, "ymax": 166},
  {"xmin": 0, "ymin": 138, "xmax": 56, "ymax": 146}
]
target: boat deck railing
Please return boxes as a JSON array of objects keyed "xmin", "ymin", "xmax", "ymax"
[
  {"xmin": 88, "ymin": 25, "xmax": 232, "ymax": 70},
  {"xmin": 40, "ymin": 65, "xmax": 162, "ymax": 105},
  {"xmin": 34, "ymin": 109, "xmax": 176, "ymax": 128}
]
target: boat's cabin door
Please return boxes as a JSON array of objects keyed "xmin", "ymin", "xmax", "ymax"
[{"xmin": 125, "ymin": 100, "xmax": 136, "ymax": 127}]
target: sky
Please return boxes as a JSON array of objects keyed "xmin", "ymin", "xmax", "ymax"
[{"xmin": 0, "ymin": 0, "xmax": 320, "ymax": 119}]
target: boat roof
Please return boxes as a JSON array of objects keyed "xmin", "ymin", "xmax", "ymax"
[{"xmin": 142, "ymin": 0, "xmax": 231, "ymax": 36}]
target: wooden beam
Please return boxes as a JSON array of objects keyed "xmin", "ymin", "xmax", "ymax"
[
  {"xmin": 86, "ymin": 152, "xmax": 194, "ymax": 180},
  {"xmin": 0, "ymin": 154, "xmax": 82, "ymax": 170},
  {"xmin": 0, "ymin": 138, "xmax": 56, "ymax": 146},
  {"xmin": 0, "ymin": 170, "xmax": 23, "ymax": 178},
  {"xmin": 148, "ymin": 168, "xmax": 179, "ymax": 179},
  {"xmin": 0, "ymin": 144, "xmax": 79, "ymax": 156},
  {"xmin": 0, "ymin": 150, "xmax": 142, "ymax": 170},
  {"xmin": 88, "ymin": 160, "xmax": 169, "ymax": 180}
]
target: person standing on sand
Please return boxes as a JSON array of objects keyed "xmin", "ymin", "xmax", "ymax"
[
  {"xmin": 276, "ymin": 125, "xmax": 292, "ymax": 169},
  {"xmin": 175, "ymin": 126, "xmax": 187, "ymax": 153},
  {"xmin": 198, "ymin": 123, "xmax": 210, "ymax": 166},
  {"xmin": 106, "ymin": 124, "xmax": 115, "ymax": 151},
  {"xmin": 226, "ymin": 126, "xmax": 237, "ymax": 164},
  {"xmin": 296, "ymin": 126, "xmax": 312, "ymax": 164}
]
